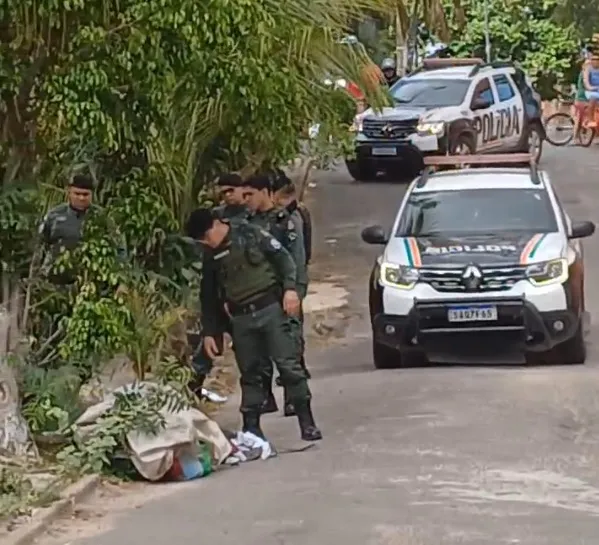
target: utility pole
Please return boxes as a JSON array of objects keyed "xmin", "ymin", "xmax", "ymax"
[
  {"xmin": 483, "ymin": 0, "xmax": 491, "ymax": 62},
  {"xmin": 395, "ymin": 9, "xmax": 405, "ymax": 74}
]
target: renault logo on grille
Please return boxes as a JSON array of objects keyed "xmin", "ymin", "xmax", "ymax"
[
  {"xmin": 462, "ymin": 264, "xmax": 483, "ymax": 291},
  {"xmin": 382, "ymin": 124, "xmax": 394, "ymax": 135}
]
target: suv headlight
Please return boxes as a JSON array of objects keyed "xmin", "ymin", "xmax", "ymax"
[
  {"xmin": 417, "ymin": 121, "xmax": 445, "ymax": 136},
  {"xmin": 526, "ymin": 258, "xmax": 568, "ymax": 286},
  {"xmin": 380, "ymin": 263, "xmax": 419, "ymax": 290}
]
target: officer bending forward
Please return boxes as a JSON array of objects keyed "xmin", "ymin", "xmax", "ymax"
[{"xmin": 186, "ymin": 208, "xmax": 322, "ymax": 442}]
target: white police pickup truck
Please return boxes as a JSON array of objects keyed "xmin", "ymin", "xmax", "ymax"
[
  {"xmin": 361, "ymin": 154, "xmax": 595, "ymax": 368},
  {"xmin": 346, "ymin": 58, "xmax": 544, "ymax": 181}
]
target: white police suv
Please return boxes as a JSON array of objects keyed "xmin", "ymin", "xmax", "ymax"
[
  {"xmin": 361, "ymin": 155, "xmax": 595, "ymax": 368},
  {"xmin": 346, "ymin": 58, "xmax": 544, "ymax": 181}
]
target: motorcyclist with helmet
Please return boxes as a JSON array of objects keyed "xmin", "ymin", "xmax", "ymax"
[{"xmin": 380, "ymin": 57, "xmax": 400, "ymax": 87}]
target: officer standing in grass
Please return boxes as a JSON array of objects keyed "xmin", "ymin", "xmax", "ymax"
[
  {"xmin": 191, "ymin": 173, "xmax": 250, "ymax": 393},
  {"xmin": 39, "ymin": 174, "xmax": 126, "ymax": 282},
  {"xmin": 186, "ymin": 208, "xmax": 322, "ymax": 442},
  {"xmin": 243, "ymin": 173, "xmax": 308, "ymax": 416},
  {"xmin": 271, "ymin": 170, "xmax": 312, "ymax": 414}
]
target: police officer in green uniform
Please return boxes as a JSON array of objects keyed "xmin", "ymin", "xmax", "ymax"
[
  {"xmin": 243, "ymin": 173, "xmax": 308, "ymax": 416},
  {"xmin": 191, "ymin": 173, "xmax": 250, "ymax": 391},
  {"xmin": 38, "ymin": 175, "xmax": 125, "ymax": 282},
  {"xmin": 272, "ymin": 170, "xmax": 313, "ymax": 415},
  {"xmin": 186, "ymin": 208, "xmax": 322, "ymax": 442}
]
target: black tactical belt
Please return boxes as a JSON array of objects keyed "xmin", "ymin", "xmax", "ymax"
[{"xmin": 228, "ymin": 290, "xmax": 280, "ymax": 316}]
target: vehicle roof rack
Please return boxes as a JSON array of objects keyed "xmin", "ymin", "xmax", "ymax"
[
  {"xmin": 469, "ymin": 60, "xmax": 515, "ymax": 77},
  {"xmin": 417, "ymin": 154, "xmax": 541, "ymax": 187},
  {"xmin": 408, "ymin": 57, "xmax": 484, "ymax": 78},
  {"xmin": 422, "ymin": 57, "xmax": 484, "ymax": 70},
  {"xmin": 416, "ymin": 166, "xmax": 436, "ymax": 188}
]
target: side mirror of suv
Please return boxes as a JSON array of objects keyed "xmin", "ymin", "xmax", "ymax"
[
  {"xmin": 361, "ymin": 225, "xmax": 389, "ymax": 245},
  {"xmin": 569, "ymin": 221, "xmax": 596, "ymax": 239}
]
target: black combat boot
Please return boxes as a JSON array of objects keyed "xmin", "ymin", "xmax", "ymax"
[
  {"xmin": 242, "ymin": 411, "xmax": 265, "ymax": 439},
  {"xmin": 261, "ymin": 390, "xmax": 279, "ymax": 414},
  {"xmin": 283, "ymin": 402, "xmax": 296, "ymax": 417},
  {"xmin": 295, "ymin": 400, "xmax": 322, "ymax": 441}
]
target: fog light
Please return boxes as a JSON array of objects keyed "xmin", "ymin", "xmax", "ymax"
[
  {"xmin": 384, "ymin": 325, "xmax": 396, "ymax": 335},
  {"xmin": 552, "ymin": 320, "xmax": 564, "ymax": 332}
]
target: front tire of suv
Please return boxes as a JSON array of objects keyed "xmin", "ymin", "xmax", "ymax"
[
  {"xmin": 346, "ymin": 159, "xmax": 375, "ymax": 182},
  {"xmin": 556, "ymin": 319, "xmax": 586, "ymax": 365},
  {"xmin": 450, "ymin": 133, "xmax": 476, "ymax": 156},
  {"xmin": 373, "ymin": 340, "xmax": 401, "ymax": 369}
]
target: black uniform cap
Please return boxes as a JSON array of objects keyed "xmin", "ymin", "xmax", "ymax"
[
  {"xmin": 185, "ymin": 208, "xmax": 216, "ymax": 239},
  {"xmin": 271, "ymin": 169, "xmax": 293, "ymax": 192},
  {"xmin": 70, "ymin": 174, "xmax": 95, "ymax": 191},
  {"xmin": 243, "ymin": 173, "xmax": 271, "ymax": 191},
  {"xmin": 217, "ymin": 172, "xmax": 243, "ymax": 188}
]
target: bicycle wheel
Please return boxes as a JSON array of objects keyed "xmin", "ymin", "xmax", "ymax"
[
  {"xmin": 579, "ymin": 126, "xmax": 595, "ymax": 147},
  {"xmin": 544, "ymin": 112, "xmax": 575, "ymax": 146}
]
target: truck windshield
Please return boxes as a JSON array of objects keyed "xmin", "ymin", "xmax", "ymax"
[
  {"xmin": 396, "ymin": 188, "xmax": 558, "ymax": 237},
  {"xmin": 390, "ymin": 79, "xmax": 469, "ymax": 107}
]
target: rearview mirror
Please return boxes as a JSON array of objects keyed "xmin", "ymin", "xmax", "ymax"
[
  {"xmin": 569, "ymin": 221, "xmax": 595, "ymax": 239},
  {"xmin": 471, "ymin": 98, "xmax": 490, "ymax": 111},
  {"xmin": 361, "ymin": 225, "xmax": 389, "ymax": 245}
]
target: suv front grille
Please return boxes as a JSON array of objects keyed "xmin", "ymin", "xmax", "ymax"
[
  {"xmin": 362, "ymin": 118, "xmax": 418, "ymax": 139},
  {"xmin": 419, "ymin": 265, "xmax": 527, "ymax": 293}
]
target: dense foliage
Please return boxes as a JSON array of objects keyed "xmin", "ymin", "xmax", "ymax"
[
  {"xmin": 0, "ymin": 0, "xmax": 392, "ymax": 453},
  {"xmin": 445, "ymin": 0, "xmax": 580, "ymax": 96}
]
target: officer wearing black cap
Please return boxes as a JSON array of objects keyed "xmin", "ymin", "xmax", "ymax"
[
  {"xmin": 186, "ymin": 207, "xmax": 322, "ymax": 442},
  {"xmin": 39, "ymin": 174, "xmax": 127, "ymax": 280},
  {"xmin": 190, "ymin": 173, "xmax": 250, "ymax": 393},
  {"xmin": 243, "ymin": 172, "xmax": 307, "ymax": 415}
]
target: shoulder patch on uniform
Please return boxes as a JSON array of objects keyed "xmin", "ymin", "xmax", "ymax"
[
  {"xmin": 287, "ymin": 220, "xmax": 294, "ymax": 230},
  {"xmin": 270, "ymin": 238, "xmax": 282, "ymax": 250}
]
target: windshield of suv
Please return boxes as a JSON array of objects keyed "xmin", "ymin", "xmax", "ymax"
[
  {"xmin": 396, "ymin": 188, "xmax": 558, "ymax": 237},
  {"xmin": 390, "ymin": 78, "xmax": 469, "ymax": 107}
]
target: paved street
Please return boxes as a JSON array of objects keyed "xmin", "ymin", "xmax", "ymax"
[{"xmin": 51, "ymin": 146, "xmax": 599, "ymax": 545}]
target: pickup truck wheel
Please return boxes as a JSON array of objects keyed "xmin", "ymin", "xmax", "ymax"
[{"xmin": 346, "ymin": 159, "xmax": 375, "ymax": 182}]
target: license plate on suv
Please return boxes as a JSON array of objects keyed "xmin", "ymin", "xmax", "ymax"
[
  {"xmin": 447, "ymin": 305, "xmax": 498, "ymax": 322},
  {"xmin": 372, "ymin": 147, "xmax": 397, "ymax": 156}
]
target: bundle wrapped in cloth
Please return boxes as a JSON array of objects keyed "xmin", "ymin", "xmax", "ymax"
[{"xmin": 73, "ymin": 382, "xmax": 234, "ymax": 481}]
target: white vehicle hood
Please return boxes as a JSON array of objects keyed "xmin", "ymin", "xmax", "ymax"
[{"xmin": 384, "ymin": 232, "xmax": 565, "ymax": 267}]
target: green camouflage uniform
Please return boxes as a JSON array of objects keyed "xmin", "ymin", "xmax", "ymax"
[
  {"xmin": 192, "ymin": 203, "xmax": 250, "ymax": 384},
  {"xmin": 250, "ymin": 207, "xmax": 308, "ymax": 412},
  {"xmin": 201, "ymin": 220, "xmax": 310, "ymax": 417},
  {"xmin": 39, "ymin": 204, "xmax": 126, "ymax": 283}
]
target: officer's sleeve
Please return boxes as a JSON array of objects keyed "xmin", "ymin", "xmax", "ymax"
[
  {"xmin": 299, "ymin": 203, "xmax": 312, "ymax": 264},
  {"xmin": 37, "ymin": 213, "xmax": 52, "ymax": 245},
  {"xmin": 287, "ymin": 215, "xmax": 308, "ymax": 299},
  {"xmin": 200, "ymin": 254, "xmax": 226, "ymax": 336},
  {"xmin": 255, "ymin": 227, "xmax": 297, "ymax": 292}
]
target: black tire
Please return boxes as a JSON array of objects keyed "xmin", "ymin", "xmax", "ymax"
[
  {"xmin": 450, "ymin": 132, "xmax": 476, "ymax": 155},
  {"xmin": 556, "ymin": 319, "xmax": 586, "ymax": 365},
  {"xmin": 373, "ymin": 340, "xmax": 400, "ymax": 369},
  {"xmin": 544, "ymin": 112, "xmax": 575, "ymax": 146},
  {"xmin": 578, "ymin": 127, "xmax": 596, "ymax": 148},
  {"xmin": 527, "ymin": 121, "xmax": 544, "ymax": 164},
  {"xmin": 346, "ymin": 159, "xmax": 375, "ymax": 182}
]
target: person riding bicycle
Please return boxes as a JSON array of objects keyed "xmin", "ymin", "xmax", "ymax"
[
  {"xmin": 573, "ymin": 57, "xmax": 591, "ymax": 143},
  {"xmin": 583, "ymin": 52, "xmax": 599, "ymax": 128}
]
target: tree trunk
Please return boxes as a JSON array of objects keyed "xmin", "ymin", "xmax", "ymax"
[{"xmin": 0, "ymin": 281, "xmax": 36, "ymax": 457}]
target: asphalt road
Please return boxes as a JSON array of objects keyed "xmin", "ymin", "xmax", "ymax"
[{"xmin": 65, "ymin": 146, "xmax": 599, "ymax": 545}]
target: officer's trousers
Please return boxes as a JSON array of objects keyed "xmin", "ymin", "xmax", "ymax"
[
  {"xmin": 230, "ymin": 302, "xmax": 310, "ymax": 412},
  {"xmin": 262, "ymin": 305, "xmax": 308, "ymax": 404}
]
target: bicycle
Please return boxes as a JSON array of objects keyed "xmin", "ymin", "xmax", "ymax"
[{"xmin": 544, "ymin": 89, "xmax": 598, "ymax": 147}]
